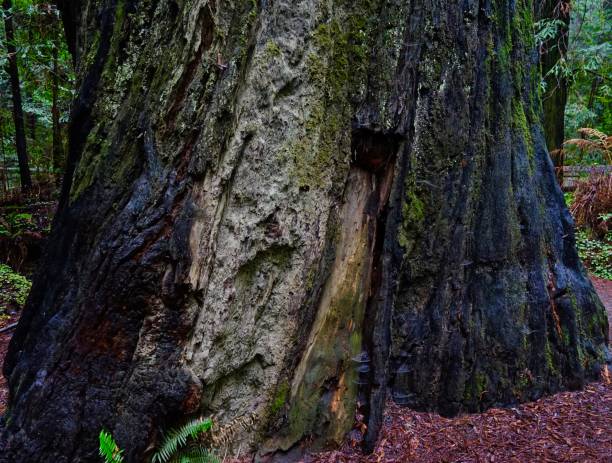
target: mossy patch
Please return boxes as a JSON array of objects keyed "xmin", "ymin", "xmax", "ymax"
[
  {"xmin": 398, "ymin": 183, "xmax": 426, "ymax": 251},
  {"xmin": 236, "ymin": 245, "xmax": 294, "ymax": 286},
  {"xmin": 285, "ymin": 3, "xmax": 378, "ymax": 190},
  {"xmin": 475, "ymin": 372, "xmax": 488, "ymax": 398},
  {"xmin": 512, "ymin": 101, "xmax": 535, "ymax": 161},
  {"xmin": 464, "ymin": 371, "xmax": 489, "ymax": 404},
  {"xmin": 270, "ymin": 381, "xmax": 290, "ymax": 415},
  {"xmin": 70, "ymin": 125, "xmax": 111, "ymax": 201},
  {"xmin": 264, "ymin": 40, "xmax": 282, "ymax": 58},
  {"xmin": 285, "ymin": 19, "xmax": 353, "ymax": 189},
  {"xmin": 545, "ymin": 340, "xmax": 558, "ymax": 375}
]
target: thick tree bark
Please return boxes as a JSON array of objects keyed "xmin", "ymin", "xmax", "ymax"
[
  {"xmin": 2, "ymin": 0, "xmax": 32, "ymax": 190},
  {"xmin": 1, "ymin": 1, "xmax": 608, "ymax": 462},
  {"xmin": 537, "ymin": 0, "xmax": 570, "ymax": 184}
]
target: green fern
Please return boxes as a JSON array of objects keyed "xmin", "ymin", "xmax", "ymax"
[
  {"xmin": 99, "ymin": 429, "xmax": 124, "ymax": 463},
  {"xmin": 152, "ymin": 417, "xmax": 214, "ymax": 463},
  {"xmin": 171, "ymin": 446, "xmax": 220, "ymax": 463}
]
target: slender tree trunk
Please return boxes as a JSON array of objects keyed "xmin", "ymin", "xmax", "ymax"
[
  {"xmin": 2, "ymin": 0, "xmax": 32, "ymax": 191},
  {"xmin": 538, "ymin": 0, "xmax": 570, "ymax": 185},
  {"xmin": 51, "ymin": 43, "xmax": 64, "ymax": 174},
  {"xmin": 0, "ymin": 114, "xmax": 7, "ymax": 193},
  {"xmin": 586, "ymin": 74, "xmax": 602, "ymax": 111},
  {"xmin": 1, "ymin": 1, "xmax": 608, "ymax": 462},
  {"xmin": 27, "ymin": 112, "xmax": 36, "ymax": 142}
]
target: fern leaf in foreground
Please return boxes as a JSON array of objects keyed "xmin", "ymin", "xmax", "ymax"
[
  {"xmin": 99, "ymin": 430, "xmax": 124, "ymax": 463},
  {"xmin": 171, "ymin": 446, "xmax": 220, "ymax": 463},
  {"xmin": 152, "ymin": 418, "xmax": 213, "ymax": 463}
]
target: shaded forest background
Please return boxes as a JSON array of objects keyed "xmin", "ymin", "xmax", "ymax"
[{"xmin": 1, "ymin": 0, "xmax": 73, "ymax": 191}]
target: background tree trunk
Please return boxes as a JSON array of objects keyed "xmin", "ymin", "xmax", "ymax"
[
  {"xmin": 3, "ymin": 0, "xmax": 32, "ymax": 190},
  {"xmin": 51, "ymin": 42, "xmax": 64, "ymax": 174},
  {"xmin": 1, "ymin": 1, "xmax": 608, "ymax": 462},
  {"xmin": 537, "ymin": 0, "xmax": 570, "ymax": 184}
]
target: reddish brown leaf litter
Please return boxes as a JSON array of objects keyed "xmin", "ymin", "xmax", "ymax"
[{"xmin": 308, "ymin": 380, "xmax": 612, "ymax": 463}]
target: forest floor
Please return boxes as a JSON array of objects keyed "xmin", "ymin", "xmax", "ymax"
[{"xmin": 309, "ymin": 381, "xmax": 612, "ymax": 462}]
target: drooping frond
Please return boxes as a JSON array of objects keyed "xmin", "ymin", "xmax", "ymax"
[
  {"xmin": 208, "ymin": 411, "xmax": 258, "ymax": 449},
  {"xmin": 152, "ymin": 418, "xmax": 213, "ymax": 463},
  {"xmin": 565, "ymin": 138, "xmax": 602, "ymax": 151},
  {"xmin": 564, "ymin": 128, "xmax": 612, "ymax": 162},
  {"xmin": 570, "ymin": 171, "xmax": 612, "ymax": 236},
  {"xmin": 577, "ymin": 127, "xmax": 609, "ymax": 143}
]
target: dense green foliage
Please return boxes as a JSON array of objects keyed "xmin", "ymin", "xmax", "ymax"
[
  {"xmin": 0, "ymin": 210, "xmax": 35, "ymax": 236},
  {"xmin": 535, "ymin": 0, "xmax": 610, "ymax": 164},
  {"xmin": 575, "ymin": 229, "xmax": 612, "ymax": 279},
  {"xmin": 564, "ymin": 0, "xmax": 611, "ymax": 140},
  {"xmin": 1, "ymin": 0, "xmax": 74, "ymax": 189},
  {"xmin": 0, "ymin": 262, "xmax": 30, "ymax": 315}
]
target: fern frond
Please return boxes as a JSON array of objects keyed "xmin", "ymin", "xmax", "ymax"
[
  {"xmin": 564, "ymin": 138, "xmax": 602, "ymax": 153},
  {"xmin": 577, "ymin": 127, "xmax": 607, "ymax": 141},
  {"xmin": 209, "ymin": 411, "xmax": 258, "ymax": 448},
  {"xmin": 170, "ymin": 446, "xmax": 220, "ymax": 463},
  {"xmin": 565, "ymin": 128, "xmax": 612, "ymax": 162},
  {"xmin": 570, "ymin": 171, "xmax": 612, "ymax": 235},
  {"xmin": 152, "ymin": 418, "xmax": 213, "ymax": 463},
  {"xmin": 99, "ymin": 430, "xmax": 124, "ymax": 463}
]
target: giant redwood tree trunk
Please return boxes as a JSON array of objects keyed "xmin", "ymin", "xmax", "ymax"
[{"xmin": 1, "ymin": 1, "xmax": 608, "ymax": 462}]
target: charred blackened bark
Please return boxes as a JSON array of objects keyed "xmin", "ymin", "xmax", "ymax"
[
  {"xmin": 0, "ymin": 1, "xmax": 608, "ymax": 462},
  {"xmin": 381, "ymin": 0, "xmax": 608, "ymax": 423}
]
